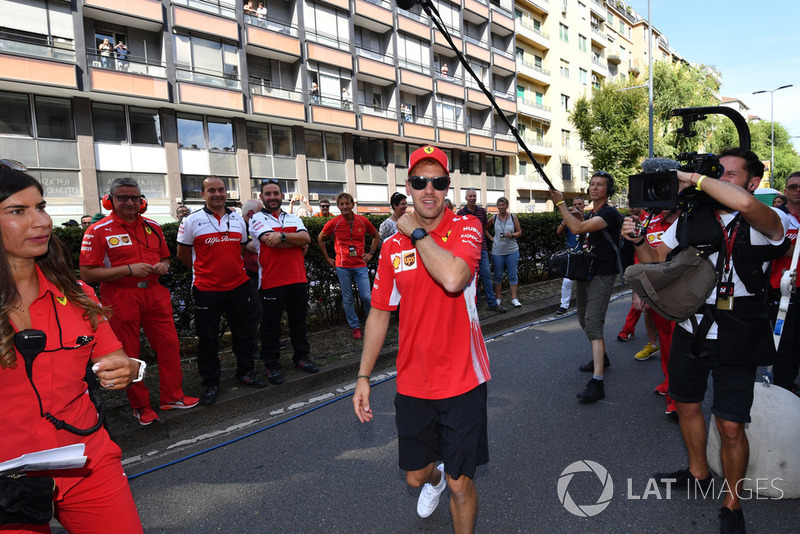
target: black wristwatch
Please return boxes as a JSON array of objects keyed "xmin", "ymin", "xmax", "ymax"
[
  {"xmin": 410, "ymin": 228, "xmax": 428, "ymax": 246},
  {"xmin": 280, "ymin": 232, "xmax": 287, "ymax": 242}
]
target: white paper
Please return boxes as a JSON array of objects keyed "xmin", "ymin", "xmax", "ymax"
[{"xmin": 0, "ymin": 444, "xmax": 87, "ymax": 476}]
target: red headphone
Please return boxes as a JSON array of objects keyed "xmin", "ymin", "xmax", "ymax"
[{"xmin": 102, "ymin": 193, "xmax": 148, "ymax": 214}]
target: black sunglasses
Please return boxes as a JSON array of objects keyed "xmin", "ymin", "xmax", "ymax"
[
  {"xmin": 408, "ymin": 176, "xmax": 450, "ymax": 191},
  {"xmin": 593, "ymin": 171, "xmax": 612, "ymax": 178},
  {"xmin": 787, "ymin": 184, "xmax": 800, "ymax": 191},
  {"xmin": 0, "ymin": 159, "xmax": 28, "ymax": 172}
]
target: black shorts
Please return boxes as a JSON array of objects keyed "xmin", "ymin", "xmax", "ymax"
[
  {"xmin": 668, "ymin": 326, "xmax": 758, "ymax": 423},
  {"xmin": 394, "ymin": 383, "xmax": 489, "ymax": 480}
]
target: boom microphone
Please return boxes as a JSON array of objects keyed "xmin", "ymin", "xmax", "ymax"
[{"xmin": 640, "ymin": 158, "xmax": 680, "ymax": 174}]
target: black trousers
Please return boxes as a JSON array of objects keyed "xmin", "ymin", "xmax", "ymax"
[
  {"xmin": 193, "ymin": 282, "xmax": 256, "ymax": 387},
  {"xmin": 246, "ymin": 275, "xmax": 263, "ymax": 355},
  {"xmin": 260, "ymin": 283, "xmax": 310, "ymax": 368}
]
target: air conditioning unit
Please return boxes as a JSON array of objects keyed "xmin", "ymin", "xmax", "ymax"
[
  {"xmin": 228, "ymin": 190, "xmax": 240, "ymax": 199},
  {"xmin": 309, "ymin": 193, "xmax": 319, "ymax": 201},
  {"xmin": 285, "ymin": 193, "xmax": 293, "ymax": 201}
]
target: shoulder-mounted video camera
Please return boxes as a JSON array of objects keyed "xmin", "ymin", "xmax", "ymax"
[{"xmin": 628, "ymin": 106, "xmax": 751, "ymax": 210}]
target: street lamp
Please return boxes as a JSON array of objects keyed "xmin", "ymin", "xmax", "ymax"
[{"xmin": 753, "ymin": 84, "xmax": 793, "ymax": 186}]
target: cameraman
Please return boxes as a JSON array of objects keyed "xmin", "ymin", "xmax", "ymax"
[{"xmin": 622, "ymin": 148, "xmax": 786, "ymax": 534}]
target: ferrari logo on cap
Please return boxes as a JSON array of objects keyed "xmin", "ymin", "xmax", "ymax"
[{"xmin": 424, "ymin": 146, "xmax": 434, "ymax": 154}]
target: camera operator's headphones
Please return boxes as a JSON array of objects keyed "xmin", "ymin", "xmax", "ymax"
[
  {"xmin": 587, "ymin": 172, "xmax": 615, "ymax": 197},
  {"xmin": 101, "ymin": 193, "xmax": 148, "ymax": 214}
]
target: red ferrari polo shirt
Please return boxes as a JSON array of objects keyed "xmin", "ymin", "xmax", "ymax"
[{"xmin": 321, "ymin": 214, "xmax": 376, "ymax": 268}]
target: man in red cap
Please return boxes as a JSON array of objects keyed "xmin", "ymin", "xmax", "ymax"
[{"xmin": 353, "ymin": 146, "xmax": 491, "ymax": 533}]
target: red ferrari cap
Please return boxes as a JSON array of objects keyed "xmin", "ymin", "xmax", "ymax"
[{"xmin": 408, "ymin": 146, "xmax": 449, "ymax": 176}]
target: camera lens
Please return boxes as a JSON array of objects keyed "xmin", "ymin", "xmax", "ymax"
[{"xmin": 646, "ymin": 178, "xmax": 671, "ymax": 201}]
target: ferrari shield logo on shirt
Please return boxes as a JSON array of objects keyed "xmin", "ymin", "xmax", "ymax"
[
  {"xmin": 56, "ymin": 296, "xmax": 67, "ymax": 306},
  {"xmin": 145, "ymin": 227, "xmax": 152, "ymax": 235},
  {"xmin": 106, "ymin": 234, "xmax": 132, "ymax": 248}
]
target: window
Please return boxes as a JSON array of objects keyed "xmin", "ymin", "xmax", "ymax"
[
  {"xmin": 34, "ymin": 96, "xmax": 74, "ymax": 140},
  {"xmin": 354, "ymin": 137, "xmax": 387, "ymax": 166},
  {"xmin": 533, "ymin": 18, "xmax": 541, "ymax": 31},
  {"xmin": 308, "ymin": 63, "xmax": 352, "ymax": 108},
  {"xmin": 436, "ymin": 95, "xmax": 464, "ymax": 130},
  {"xmin": 246, "ymin": 123, "xmax": 271, "ymax": 154},
  {"xmin": 562, "ymin": 163, "xmax": 572, "ymax": 181},
  {"xmin": 592, "ymin": 74, "xmax": 600, "ymax": 89},
  {"xmin": 460, "ymin": 152, "xmax": 481, "ymax": 175},
  {"xmin": 207, "ymin": 118, "xmax": 234, "ymax": 151},
  {"xmin": 560, "ymin": 59, "xmax": 569, "ymax": 78},
  {"xmin": 561, "ymin": 94, "xmax": 570, "ymax": 112},
  {"xmin": 561, "ymin": 129, "xmax": 570, "ymax": 147},
  {"xmin": 535, "ymin": 91, "xmax": 543, "ymax": 106},
  {"xmin": 516, "ymin": 47, "xmax": 524, "ymax": 61},
  {"xmin": 398, "ymin": 32, "xmax": 431, "ymax": 74},
  {"xmin": 130, "ymin": 108, "xmax": 162, "ymax": 145},
  {"xmin": 578, "ymin": 1, "xmax": 587, "ymax": 19},
  {"xmin": 92, "ymin": 103, "xmax": 126, "ymax": 142},
  {"xmin": 174, "ymin": 34, "xmax": 240, "ymax": 88},
  {"xmin": 579, "ymin": 68, "xmax": 588, "ymax": 84},
  {"xmin": 305, "ymin": 2, "xmax": 350, "ymax": 50},
  {"xmin": 581, "ymin": 166, "xmax": 589, "ymax": 181},
  {"xmin": 559, "ymin": 23, "xmax": 568, "ymax": 42},
  {"xmin": 606, "ymin": 10, "xmax": 613, "ymax": 24},
  {"xmin": 304, "ymin": 131, "xmax": 344, "ymax": 161},
  {"xmin": 484, "ymin": 155, "xmax": 506, "ymax": 176},
  {"xmin": 181, "ymin": 175, "xmax": 237, "ymax": 200},
  {"xmin": 619, "ymin": 20, "xmax": 625, "ymax": 33},
  {"xmin": 177, "ymin": 115, "xmax": 233, "ymax": 151},
  {"xmin": 271, "ymin": 125, "xmax": 294, "ymax": 156},
  {"xmin": 305, "ymin": 131, "xmax": 324, "ymax": 159},
  {"xmin": 579, "ymin": 35, "xmax": 588, "ymax": 52},
  {"xmin": 325, "ymin": 133, "xmax": 344, "ymax": 161},
  {"xmin": 0, "ymin": 91, "xmax": 33, "ymax": 136},
  {"xmin": 534, "ymin": 55, "xmax": 543, "ymax": 70}
]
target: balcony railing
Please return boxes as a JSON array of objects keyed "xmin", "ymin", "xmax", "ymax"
[
  {"xmin": 464, "ymin": 34, "xmax": 489, "ymax": 47},
  {"xmin": 465, "ymin": 77, "xmax": 490, "ymax": 90},
  {"xmin": 519, "ymin": 98, "xmax": 551, "ymax": 112},
  {"xmin": 591, "ymin": 26, "xmax": 605, "ymax": 39},
  {"xmin": 468, "ymin": 125, "xmax": 492, "ymax": 136},
  {"xmin": 437, "ymin": 71, "xmax": 463, "ymax": 84},
  {"xmin": 522, "ymin": 134, "xmax": 552, "ymax": 148},
  {"xmin": 492, "ymin": 46, "xmax": 514, "ymax": 60},
  {"xmin": 0, "ymin": 28, "xmax": 75, "ymax": 62},
  {"xmin": 492, "ymin": 89, "xmax": 515, "ymax": 100},
  {"xmin": 398, "ymin": 57, "xmax": 431, "ymax": 76},
  {"xmin": 358, "ymin": 103, "xmax": 397, "ymax": 119},
  {"xmin": 591, "ymin": 57, "xmax": 605, "ymax": 67},
  {"xmin": 87, "ymin": 50, "xmax": 167, "ymax": 77},
  {"xmin": 176, "ymin": 64, "xmax": 240, "ymax": 89},
  {"xmin": 310, "ymin": 90, "xmax": 353, "ymax": 110},
  {"xmin": 404, "ymin": 114, "xmax": 434, "ymax": 126},
  {"xmin": 249, "ymin": 77, "xmax": 303, "ymax": 102},
  {"xmin": 436, "ymin": 117, "xmax": 464, "ymax": 130},
  {"xmin": 518, "ymin": 58, "xmax": 550, "ymax": 76},
  {"xmin": 172, "ymin": 0, "xmax": 236, "ymax": 19},
  {"xmin": 493, "ymin": 131, "xmax": 515, "ymax": 141},
  {"xmin": 397, "ymin": 7, "xmax": 429, "ymax": 23},
  {"xmin": 355, "ymin": 45, "xmax": 394, "ymax": 65},
  {"xmin": 245, "ymin": 15, "xmax": 299, "ymax": 37},
  {"xmin": 362, "ymin": 0, "xmax": 392, "ymax": 9},
  {"xmin": 305, "ymin": 29, "xmax": 350, "ymax": 52},
  {"xmin": 516, "ymin": 18, "xmax": 549, "ymax": 40}
]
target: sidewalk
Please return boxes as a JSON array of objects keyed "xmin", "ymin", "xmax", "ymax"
[{"xmin": 102, "ymin": 278, "xmax": 628, "ymax": 452}]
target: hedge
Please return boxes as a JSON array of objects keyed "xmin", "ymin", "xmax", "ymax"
[{"xmin": 53, "ymin": 211, "xmax": 568, "ymax": 335}]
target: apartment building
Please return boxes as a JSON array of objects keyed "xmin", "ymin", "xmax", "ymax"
[
  {"xmin": 512, "ymin": 0, "xmax": 679, "ymax": 211},
  {"xmin": 0, "ymin": 0, "xmax": 521, "ymax": 223}
]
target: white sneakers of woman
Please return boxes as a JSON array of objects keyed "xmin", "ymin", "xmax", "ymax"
[
  {"xmin": 511, "ymin": 298, "xmax": 522, "ymax": 307},
  {"xmin": 417, "ymin": 463, "xmax": 446, "ymax": 518}
]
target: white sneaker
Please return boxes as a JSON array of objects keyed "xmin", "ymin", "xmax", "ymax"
[
  {"xmin": 511, "ymin": 298, "xmax": 522, "ymax": 307},
  {"xmin": 417, "ymin": 463, "xmax": 446, "ymax": 518},
  {"xmin": 496, "ymin": 299, "xmax": 502, "ymax": 306}
]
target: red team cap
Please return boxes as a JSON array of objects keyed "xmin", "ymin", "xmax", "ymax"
[{"xmin": 408, "ymin": 146, "xmax": 450, "ymax": 176}]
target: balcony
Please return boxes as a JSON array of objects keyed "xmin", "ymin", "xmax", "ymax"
[
  {"xmin": 402, "ymin": 119, "xmax": 435, "ymax": 142},
  {"xmin": 494, "ymin": 132, "xmax": 517, "ymax": 154},
  {"xmin": 464, "ymin": 35, "xmax": 491, "ymax": 63},
  {"xmin": 491, "ymin": 7, "xmax": 515, "ymax": 36},
  {"xmin": 250, "ymin": 79, "xmax": 305, "ymax": 120},
  {"xmin": 355, "ymin": 47, "xmax": 396, "ymax": 85},
  {"xmin": 517, "ymin": 97, "xmax": 551, "ymax": 123},
  {"xmin": 172, "ymin": 0, "xmax": 235, "ymax": 19},
  {"xmin": 84, "ymin": 0, "xmax": 163, "ymax": 31},
  {"xmin": 468, "ymin": 127, "xmax": 494, "ymax": 150},
  {"xmin": 516, "ymin": 0, "xmax": 549, "ymax": 15},
  {"xmin": 520, "ymin": 133, "xmax": 553, "ymax": 157},
  {"xmin": 435, "ymin": 75, "xmax": 464, "ymax": 99},
  {"xmin": 177, "ymin": 79, "xmax": 244, "ymax": 111},
  {"xmin": 589, "ymin": 0, "xmax": 606, "ymax": 17},
  {"xmin": 466, "ymin": 87, "xmax": 491, "ymax": 109},
  {"xmin": 359, "ymin": 103, "xmax": 398, "ymax": 136},
  {"xmin": 398, "ymin": 61, "xmax": 433, "ymax": 93},
  {"xmin": 607, "ymin": 47, "xmax": 622, "ymax": 65},
  {"xmin": 353, "ymin": 0, "xmax": 394, "ymax": 30},
  {"xmin": 516, "ymin": 58, "xmax": 551, "ymax": 86},
  {"xmin": 434, "ymin": 30, "xmax": 462, "ymax": 56},
  {"xmin": 464, "ymin": 0, "xmax": 490, "ymax": 24},
  {"xmin": 245, "ymin": 17, "xmax": 301, "ymax": 62},
  {"xmin": 0, "ymin": 30, "xmax": 77, "ymax": 88},
  {"xmin": 515, "ymin": 17, "xmax": 550, "ymax": 50},
  {"xmin": 307, "ymin": 35, "xmax": 352, "ymax": 70},
  {"xmin": 397, "ymin": 8, "xmax": 430, "ymax": 36},
  {"xmin": 172, "ymin": 3, "xmax": 238, "ymax": 41},
  {"xmin": 591, "ymin": 57, "xmax": 607, "ymax": 77},
  {"xmin": 590, "ymin": 27, "xmax": 607, "ymax": 48},
  {"xmin": 493, "ymin": 90, "xmax": 516, "ymax": 113},
  {"xmin": 87, "ymin": 50, "xmax": 168, "ymax": 100},
  {"xmin": 438, "ymin": 122, "xmax": 466, "ymax": 147},
  {"xmin": 492, "ymin": 48, "xmax": 516, "ymax": 75}
]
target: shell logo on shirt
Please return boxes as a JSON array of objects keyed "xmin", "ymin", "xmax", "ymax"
[
  {"xmin": 391, "ymin": 250, "xmax": 418, "ymax": 272},
  {"xmin": 106, "ymin": 234, "xmax": 132, "ymax": 248}
]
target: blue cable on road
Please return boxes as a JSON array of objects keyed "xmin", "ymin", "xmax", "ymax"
[{"xmin": 128, "ymin": 290, "xmax": 630, "ymax": 480}]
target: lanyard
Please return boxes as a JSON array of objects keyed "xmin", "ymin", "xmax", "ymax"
[{"xmin": 715, "ymin": 211, "xmax": 740, "ymax": 275}]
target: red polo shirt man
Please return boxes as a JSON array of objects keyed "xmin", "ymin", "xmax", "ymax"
[
  {"xmin": 177, "ymin": 176, "xmax": 267, "ymax": 406},
  {"xmin": 80, "ymin": 177, "xmax": 198, "ymax": 426},
  {"xmin": 353, "ymin": 146, "xmax": 490, "ymax": 533},
  {"xmin": 318, "ymin": 193, "xmax": 380, "ymax": 339}
]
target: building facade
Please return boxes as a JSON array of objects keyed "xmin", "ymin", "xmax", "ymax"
[{"xmin": 0, "ymin": 0, "xmax": 522, "ymax": 222}]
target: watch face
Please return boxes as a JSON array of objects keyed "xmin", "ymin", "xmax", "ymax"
[{"xmin": 280, "ymin": 232, "xmax": 287, "ymax": 242}]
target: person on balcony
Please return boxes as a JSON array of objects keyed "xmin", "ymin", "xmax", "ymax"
[
  {"xmin": 114, "ymin": 41, "xmax": 128, "ymax": 71},
  {"xmin": 98, "ymin": 38, "xmax": 113, "ymax": 69}
]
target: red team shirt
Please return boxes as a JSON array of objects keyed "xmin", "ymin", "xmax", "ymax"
[
  {"xmin": 771, "ymin": 211, "xmax": 800, "ymax": 289},
  {"xmin": 80, "ymin": 212, "xmax": 169, "ymax": 288},
  {"xmin": 2, "ymin": 267, "xmax": 123, "ymax": 496},
  {"xmin": 249, "ymin": 209, "xmax": 309, "ymax": 290},
  {"xmin": 177, "ymin": 207, "xmax": 249, "ymax": 292},
  {"xmin": 321, "ymin": 214, "xmax": 377, "ymax": 268},
  {"xmin": 371, "ymin": 211, "xmax": 491, "ymax": 399}
]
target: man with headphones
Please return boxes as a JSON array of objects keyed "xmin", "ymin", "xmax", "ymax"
[
  {"xmin": 80, "ymin": 177, "xmax": 198, "ymax": 425},
  {"xmin": 551, "ymin": 171, "xmax": 622, "ymax": 404}
]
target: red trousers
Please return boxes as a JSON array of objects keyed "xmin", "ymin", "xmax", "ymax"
[
  {"xmin": 620, "ymin": 303, "xmax": 642, "ymax": 336},
  {"xmin": 1, "ymin": 449, "xmax": 142, "ymax": 534},
  {"xmin": 651, "ymin": 310, "xmax": 675, "ymax": 389},
  {"xmin": 103, "ymin": 283, "xmax": 186, "ymax": 410}
]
